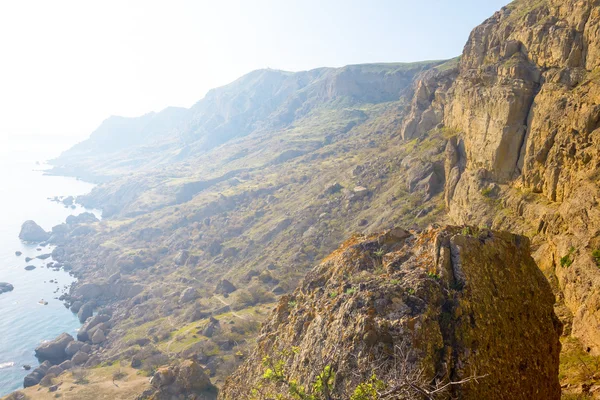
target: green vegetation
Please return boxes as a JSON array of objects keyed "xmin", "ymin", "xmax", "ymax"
[
  {"xmin": 560, "ymin": 247, "xmax": 576, "ymax": 268},
  {"xmin": 345, "ymin": 287, "xmax": 357, "ymax": 295},
  {"xmin": 481, "ymin": 187, "xmax": 493, "ymax": 198},
  {"xmin": 592, "ymin": 249, "xmax": 600, "ymax": 267},
  {"xmin": 350, "ymin": 374, "xmax": 386, "ymax": 400}
]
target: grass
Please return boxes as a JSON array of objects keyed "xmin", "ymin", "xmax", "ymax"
[{"xmin": 559, "ymin": 337, "xmax": 600, "ymax": 390}]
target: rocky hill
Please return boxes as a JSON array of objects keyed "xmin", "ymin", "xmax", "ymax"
[
  {"xmin": 9, "ymin": 0, "xmax": 600, "ymax": 398},
  {"xmin": 222, "ymin": 226, "xmax": 562, "ymax": 400}
]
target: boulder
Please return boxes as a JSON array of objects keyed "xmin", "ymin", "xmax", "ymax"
[
  {"xmin": 15, "ymin": 251, "xmax": 22, "ymax": 256},
  {"xmin": 64, "ymin": 340, "xmax": 85, "ymax": 357},
  {"xmin": 74, "ymin": 283, "xmax": 105, "ymax": 300},
  {"xmin": 23, "ymin": 360, "xmax": 51, "ymax": 387},
  {"xmin": 71, "ymin": 351, "xmax": 89, "ymax": 365},
  {"xmin": 70, "ymin": 300, "xmax": 83, "ymax": 313},
  {"xmin": 77, "ymin": 314, "xmax": 110, "ymax": 342},
  {"xmin": 222, "ymin": 226, "xmax": 562, "ymax": 400},
  {"xmin": 24, "ymin": 265, "xmax": 36, "ymax": 271},
  {"xmin": 91, "ymin": 329, "xmax": 106, "ymax": 344},
  {"xmin": 77, "ymin": 301, "xmax": 95, "ymax": 323},
  {"xmin": 24, "ymin": 257, "xmax": 33, "ymax": 262},
  {"xmin": 150, "ymin": 366, "xmax": 176, "ymax": 388},
  {"xmin": 215, "ymin": 279, "xmax": 236, "ymax": 295},
  {"xmin": 179, "ymin": 287, "xmax": 197, "ymax": 303},
  {"xmin": 45, "ymin": 365, "xmax": 63, "ymax": 377},
  {"xmin": 202, "ymin": 317, "xmax": 220, "ymax": 338},
  {"xmin": 36, "ymin": 253, "xmax": 52, "ymax": 260},
  {"xmin": 58, "ymin": 360, "xmax": 72, "ymax": 370},
  {"xmin": 0, "ymin": 282, "xmax": 14, "ymax": 294},
  {"xmin": 176, "ymin": 359, "xmax": 212, "ymax": 391},
  {"xmin": 35, "ymin": 333, "xmax": 74, "ymax": 363},
  {"xmin": 19, "ymin": 220, "xmax": 50, "ymax": 242}
]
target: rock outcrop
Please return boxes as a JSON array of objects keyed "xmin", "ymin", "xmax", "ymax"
[
  {"xmin": 18, "ymin": 220, "xmax": 50, "ymax": 242},
  {"xmin": 34, "ymin": 333, "xmax": 74, "ymax": 364},
  {"xmin": 222, "ymin": 226, "xmax": 562, "ymax": 400},
  {"xmin": 141, "ymin": 360, "xmax": 216, "ymax": 400}
]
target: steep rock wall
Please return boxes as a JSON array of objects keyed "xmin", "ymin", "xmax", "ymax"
[{"xmin": 399, "ymin": 0, "xmax": 600, "ymax": 354}]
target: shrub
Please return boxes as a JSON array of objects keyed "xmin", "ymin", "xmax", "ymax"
[
  {"xmin": 561, "ymin": 247, "xmax": 576, "ymax": 268},
  {"xmin": 592, "ymin": 249, "xmax": 600, "ymax": 267}
]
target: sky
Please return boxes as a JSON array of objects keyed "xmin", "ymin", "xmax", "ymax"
[{"xmin": 0, "ymin": 0, "xmax": 511, "ymax": 140}]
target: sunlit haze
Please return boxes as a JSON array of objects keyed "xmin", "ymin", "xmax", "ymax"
[{"xmin": 0, "ymin": 0, "xmax": 510, "ymax": 140}]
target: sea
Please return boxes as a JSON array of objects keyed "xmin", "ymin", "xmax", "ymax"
[{"xmin": 0, "ymin": 135, "xmax": 98, "ymax": 396}]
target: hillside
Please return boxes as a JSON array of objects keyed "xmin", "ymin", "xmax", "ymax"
[{"xmin": 9, "ymin": 0, "xmax": 600, "ymax": 399}]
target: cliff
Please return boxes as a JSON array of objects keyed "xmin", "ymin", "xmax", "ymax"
[
  {"xmin": 399, "ymin": 0, "xmax": 600, "ymax": 359},
  {"xmin": 221, "ymin": 226, "xmax": 562, "ymax": 400}
]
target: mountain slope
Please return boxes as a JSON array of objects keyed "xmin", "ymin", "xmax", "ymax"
[{"xmin": 50, "ymin": 62, "xmax": 443, "ymax": 182}]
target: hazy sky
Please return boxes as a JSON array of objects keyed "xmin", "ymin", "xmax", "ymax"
[{"xmin": 0, "ymin": 0, "xmax": 510, "ymax": 139}]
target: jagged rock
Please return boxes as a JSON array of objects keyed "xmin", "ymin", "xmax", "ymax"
[
  {"xmin": 34, "ymin": 333, "xmax": 74, "ymax": 363},
  {"xmin": 0, "ymin": 282, "xmax": 14, "ymax": 294},
  {"xmin": 179, "ymin": 287, "xmax": 197, "ymax": 303},
  {"xmin": 215, "ymin": 279, "xmax": 236, "ymax": 295},
  {"xmin": 222, "ymin": 227, "xmax": 561, "ymax": 400},
  {"xmin": 71, "ymin": 351, "xmax": 90, "ymax": 365},
  {"xmin": 19, "ymin": 220, "xmax": 50, "ymax": 242}
]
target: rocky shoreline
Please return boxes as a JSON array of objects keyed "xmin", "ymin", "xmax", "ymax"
[{"xmin": 14, "ymin": 211, "xmax": 113, "ymax": 390}]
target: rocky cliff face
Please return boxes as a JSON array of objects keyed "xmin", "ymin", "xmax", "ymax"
[
  {"xmin": 221, "ymin": 226, "xmax": 561, "ymax": 400},
  {"xmin": 399, "ymin": 0, "xmax": 600, "ymax": 357}
]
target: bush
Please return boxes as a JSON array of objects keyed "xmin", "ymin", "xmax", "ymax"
[{"xmin": 592, "ymin": 249, "xmax": 600, "ymax": 267}]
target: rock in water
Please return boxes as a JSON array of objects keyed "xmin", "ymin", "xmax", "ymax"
[
  {"xmin": 222, "ymin": 226, "xmax": 562, "ymax": 400},
  {"xmin": 0, "ymin": 282, "xmax": 14, "ymax": 294},
  {"xmin": 34, "ymin": 333, "xmax": 74, "ymax": 364},
  {"xmin": 18, "ymin": 220, "xmax": 50, "ymax": 242}
]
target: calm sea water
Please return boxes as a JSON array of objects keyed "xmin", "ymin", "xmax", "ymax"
[{"xmin": 0, "ymin": 135, "xmax": 97, "ymax": 395}]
